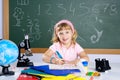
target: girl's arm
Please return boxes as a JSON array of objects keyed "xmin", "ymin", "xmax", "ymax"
[
  {"xmin": 42, "ymin": 49, "xmax": 64, "ymax": 64},
  {"xmin": 65, "ymin": 51, "xmax": 89, "ymax": 65},
  {"xmin": 42, "ymin": 49, "xmax": 55, "ymax": 63},
  {"xmin": 79, "ymin": 51, "xmax": 89, "ymax": 61}
]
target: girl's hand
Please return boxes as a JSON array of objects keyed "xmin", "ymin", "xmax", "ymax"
[{"xmin": 55, "ymin": 58, "xmax": 65, "ymax": 65}]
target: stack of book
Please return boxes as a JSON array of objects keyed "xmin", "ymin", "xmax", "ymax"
[{"xmin": 17, "ymin": 65, "xmax": 86, "ymax": 80}]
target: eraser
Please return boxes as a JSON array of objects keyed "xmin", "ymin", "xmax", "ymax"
[{"xmin": 86, "ymin": 72, "xmax": 100, "ymax": 76}]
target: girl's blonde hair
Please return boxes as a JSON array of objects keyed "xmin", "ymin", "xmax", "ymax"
[{"xmin": 51, "ymin": 20, "xmax": 78, "ymax": 44}]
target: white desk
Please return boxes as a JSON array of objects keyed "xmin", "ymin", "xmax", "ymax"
[{"xmin": 0, "ymin": 54, "xmax": 120, "ymax": 80}]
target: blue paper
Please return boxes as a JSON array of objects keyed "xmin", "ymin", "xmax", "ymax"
[{"xmin": 30, "ymin": 65, "xmax": 80, "ymax": 76}]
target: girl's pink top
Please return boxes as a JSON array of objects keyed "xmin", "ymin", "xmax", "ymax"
[{"xmin": 49, "ymin": 42, "xmax": 84, "ymax": 62}]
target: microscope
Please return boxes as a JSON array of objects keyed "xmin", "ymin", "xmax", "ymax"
[{"xmin": 17, "ymin": 34, "xmax": 34, "ymax": 67}]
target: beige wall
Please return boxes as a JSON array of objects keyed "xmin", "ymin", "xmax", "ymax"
[{"xmin": 0, "ymin": 0, "xmax": 2, "ymax": 39}]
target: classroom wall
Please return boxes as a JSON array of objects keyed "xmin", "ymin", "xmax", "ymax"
[{"xmin": 0, "ymin": 0, "xmax": 2, "ymax": 39}]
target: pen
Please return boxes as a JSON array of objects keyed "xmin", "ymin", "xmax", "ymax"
[{"xmin": 55, "ymin": 51, "xmax": 63, "ymax": 59}]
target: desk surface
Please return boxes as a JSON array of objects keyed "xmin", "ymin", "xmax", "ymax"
[{"xmin": 0, "ymin": 54, "xmax": 120, "ymax": 80}]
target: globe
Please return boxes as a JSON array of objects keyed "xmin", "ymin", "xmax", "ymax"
[{"xmin": 0, "ymin": 39, "xmax": 19, "ymax": 66}]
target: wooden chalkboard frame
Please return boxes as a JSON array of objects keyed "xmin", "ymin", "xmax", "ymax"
[{"xmin": 3, "ymin": 0, "xmax": 120, "ymax": 54}]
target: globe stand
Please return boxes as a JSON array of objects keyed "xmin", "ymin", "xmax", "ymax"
[{"xmin": 0, "ymin": 65, "xmax": 14, "ymax": 76}]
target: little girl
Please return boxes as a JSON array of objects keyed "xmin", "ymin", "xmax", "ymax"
[{"xmin": 42, "ymin": 19, "xmax": 89, "ymax": 65}]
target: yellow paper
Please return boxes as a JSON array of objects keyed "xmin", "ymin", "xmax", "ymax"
[{"xmin": 42, "ymin": 74, "xmax": 86, "ymax": 80}]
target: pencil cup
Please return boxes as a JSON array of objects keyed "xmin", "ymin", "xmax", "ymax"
[
  {"xmin": 82, "ymin": 61, "xmax": 88, "ymax": 73},
  {"xmin": 77, "ymin": 59, "xmax": 88, "ymax": 74}
]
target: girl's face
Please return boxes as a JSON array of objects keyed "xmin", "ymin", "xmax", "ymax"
[{"xmin": 57, "ymin": 29, "xmax": 73, "ymax": 45}]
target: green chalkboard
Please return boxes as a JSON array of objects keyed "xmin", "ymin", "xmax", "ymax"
[{"xmin": 9, "ymin": 0, "xmax": 120, "ymax": 49}]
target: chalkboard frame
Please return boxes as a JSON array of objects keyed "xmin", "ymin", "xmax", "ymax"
[{"xmin": 3, "ymin": 0, "xmax": 120, "ymax": 54}]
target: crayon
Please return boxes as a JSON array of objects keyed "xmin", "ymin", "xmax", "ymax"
[{"xmin": 56, "ymin": 51, "xmax": 63, "ymax": 59}]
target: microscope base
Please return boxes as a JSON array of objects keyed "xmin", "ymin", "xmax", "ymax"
[{"xmin": 17, "ymin": 60, "xmax": 34, "ymax": 67}]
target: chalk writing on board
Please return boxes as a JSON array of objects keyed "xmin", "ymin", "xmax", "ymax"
[
  {"xmin": 37, "ymin": 4, "xmax": 41, "ymax": 15},
  {"xmin": 13, "ymin": 7, "xmax": 24, "ymax": 27},
  {"xmin": 9, "ymin": 0, "xmax": 120, "ymax": 48},
  {"xmin": 17, "ymin": 0, "xmax": 29, "ymax": 5},
  {"xmin": 109, "ymin": 4, "xmax": 118, "ymax": 15},
  {"xmin": 26, "ymin": 16, "xmax": 33, "ymax": 33},
  {"xmin": 36, "ymin": 3, "xmax": 118, "ymax": 17},
  {"xmin": 70, "ymin": 3, "xmax": 75, "ymax": 16},
  {"xmin": 45, "ymin": 4, "xmax": 52, "ymax": 15},
  {"xmin": 37, "ymin": 2, "xmax": 90, "ymax": 17},
  {"xmin": 102, "ymin": 3, "xmax": 118, "ymax": 15},
  {"xmin": 57, "ymin": 4, "xmax": 67, "ymax": 16},
  {"xmin": 90, "ymin": 28, "xmax": 103, "ymax": 44},
  {"xmin": 28, "ymin": 1, "xmax": 118, "ymax": 18},
  {"xmin": 95, "ymin": 17, "xmax": 103, "ymax": 24},
  {"xmin": 92, "ymin": 3, "xmax": 118, "ymax": 16},
  {"xmin": 78, "ymin": 3, "xmax": 89, "ymax": 17},
  {"xmin": 48, "ymin": 28, "xmax": 53, "ymax": 34},
  {"xmin": 48, "ymin": 24, "xmax": 54, "ymax": 34},
  {"xmin": 77, "ymin": 35, "xmax": 86, "ymax": 43},
  {"xmin": 26, "ymin": 16, "xmax": 41, "ymax": 42}
]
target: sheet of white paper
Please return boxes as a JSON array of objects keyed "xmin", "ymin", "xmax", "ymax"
[{"xmin": 49, "ymin": 64, "xmax": 78, "ymax": 69}]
